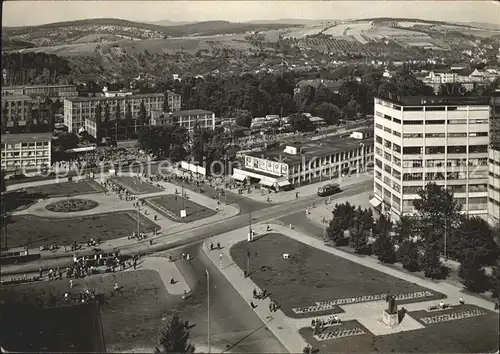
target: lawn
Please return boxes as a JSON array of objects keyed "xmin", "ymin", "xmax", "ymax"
[
  {"xmin": 1, "ymin": 211, "xmax": 159, "ymax": 249},
  {"xmin": 299, "ymin": 304, "xmax": 499, "ymax": 353},
  {"xmin": 145, "ymin": 194, "xmax": 216, "ymax": 223},
  {"xmin": 111, "ymin": 176, "xmax": 164, "ymax": 195},
  {"xmin": 230, "ymin": 233, "xmax": 443, "ymax": 318},
  {"xmin": 0, "ymin": 270, "xmax": 181, "ymax": 352},
  {"xmin": 3, "ymin": 180, "xmax": 106, "ymax": 212}
]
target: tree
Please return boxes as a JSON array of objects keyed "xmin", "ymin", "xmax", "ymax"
[
  {"xmin": 139, "ymin": 101, "xmax": 147, "ymax": 126},
  {"xmin": 398, "ymin": 241, "xmax": 421, "ymax": 272},
  {"xmin": 313, "ymin": 102, "xmax": 341, "ymax": 125},
  {"xmin": 393, "ymin": 215, "xmax": 419, "ymax": 245},
  {"xmin": 373, "ymin": 232, "xmax": 396, "ymax": 264},
  {"xmin": 421, "ymin": 245, "xmax": 447, "ymax": 279},
  {"xmin": 0, "ymin": 169, "xmax": 5, "ymax": 193},
  {"xmin": 374, "ymin": 214, "xmax": 392, "ymax": 238},
  {"xmin": 349, "ymin": 223, "xmax": 370, "ymax": 254},
  {"xmin": 414, "ymin": 182, "xmax": 462, "ymax": 248},
  {"xmin": 95, "ymin": 104, "xmax": 102, "ymax": 123},
  {"xmin": 104, "ymin": 104, "xmax": 110, "ymax": 123},
  {"xmin": 155, "ymin": 313, "xmax": 195, "ymax": 353},
  {"xmin": 490, "ymin": 259, "xmax": 500, "ymax": 299},
  {"xmin": 125, "ymin": 103, "xmax": 133, "ymax": 138},
  {"xmin": 459, "ymin": 259, "xmax": 490, "ymax": 293},
  {"xmin": 288, "ymin": 113, "xmax": 314, "ymax": 133},
  {"xmin": 328, "ymin": 217, "xmax": 347, "ymax": 246},
  {"xmin": 448, "ymin": 216, "xmax": 499, "ymax": 266}
]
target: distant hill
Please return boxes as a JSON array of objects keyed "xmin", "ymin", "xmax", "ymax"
[
  {"xmin": 247, "ymin": 19, "xmax": 335, "ymax": 25},
  {"xmin": 146, "ymin": 20, "xmax": 196, "ymax": 26}
]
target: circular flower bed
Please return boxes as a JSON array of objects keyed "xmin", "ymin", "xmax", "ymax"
[{"xmin": 46, "ymin": 199, "xmax": 99, "ymax": 213}]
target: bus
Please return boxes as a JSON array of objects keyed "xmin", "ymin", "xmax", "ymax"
[{"xmin": 317, "ymin": 183, "xmax": 341, "ymax": 197}]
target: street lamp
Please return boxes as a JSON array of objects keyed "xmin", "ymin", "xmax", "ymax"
[
  {"xmin": 205, "ymin": 269, "xmax": 211, "ymax": 354},
  {"xmin": 359, "ymin": 142, "xmax": 365, "ymax": 174}
]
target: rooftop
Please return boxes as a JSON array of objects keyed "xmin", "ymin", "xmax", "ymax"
[
  {"xmin": 2, "ymin": 84, "xmax": 76, "ymax": 89},
  {"xmin": 170, "ymin": 109, "xmax": 214, "ymax": 116},
  {"xmin": 377, "ymin": 96, "xmax": 491, "ymax": 107},
  {"xmin": 1, "ymin": 133, "xmax": 53, "ymax": 144},
  {"xmin": 1, "ymin": 95, "xmax": 32, "ymax": 101},
  {"xmin": 65, "ymin": 93, "xmax": 164, "ymax": 102},
  {"xmin": 246, "ymin": 130, "xmax": 373, "ymax": 164}
]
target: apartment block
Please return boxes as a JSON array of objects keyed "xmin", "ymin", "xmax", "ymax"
[
  {"xmin": 372, "ymin": 96, "xmax": 490, "ymax": 221},
  {"xmin": 488, "ymin": 147, "xmax": 500, "ymax": 227},
  {"xmin": 150, "ymin": 109, "xmax": 215, "ymax": 131},
  {"xmin": 2, "ymin": 84, "xmax": 78, "ymax": 99},
  {"xmin": 1, "ymin": 95, "xmax": 32, "ymax": 129},
  {"xmin": 64, "ymin": 93, "xmax": 164, "ymax": 135},
  {"xmin": 1, "ymin": 133, "xmax": 52, "ymax": 172}
]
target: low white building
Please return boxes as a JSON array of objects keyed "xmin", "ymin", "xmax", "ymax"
[{"xmin": 1, "ymin": 133, "xmax": 52, "ymax": 173}]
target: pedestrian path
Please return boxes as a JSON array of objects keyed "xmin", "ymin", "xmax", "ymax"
[
  {"xmin": 202, "ymin": 223, "xmax": 498, "ymax": 352},
  {"xmin": 125, "ymin": 256, "xmax": 190, "ymax": 296}
]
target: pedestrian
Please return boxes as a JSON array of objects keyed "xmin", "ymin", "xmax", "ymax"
[
  {"xmin": 39, "ymin": 267, "xmax": 43, "ymax": 278},
  {"xmin": 250, "ymin": 301, "xmax": 256, "ymax": 309},
  {"xmin": 154, "ymin": 215, "xmax": 157, "ymax": 221},
  {"xmin": 182, "ymin": 253, "xmax": 186, "ymax": 260},
  {"xmin": 114, "ymin": 281, "xmax": 119, "ymax": 291},
  {"xmin": 269, "ymin": 303, "xmax": 273, "ymax": 312},
  {"xmin": 149, "ymin": 239, "xmax": 153, "ymax": 246},
  {"xmin": 459, "ymin": 297, "xmax": 465, "ymax": 305},
  {"xmin": 217, "ymin": 242, "xmax": 220, "ymax": 249},
  {"xmin": 186, "ymin": 253, "xmax": 191, "ymax": 261},
  {"xmin": 70, "ymin": 279, "xmax": 74, "ymax": 289},
  {"xmin": 210, "ymin": 243, "xmax": 214, "ymax": 251}
]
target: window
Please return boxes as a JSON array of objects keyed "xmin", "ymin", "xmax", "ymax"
[
  {"xmin": 447, "ymin": 145, "xmax": 467, "ymax": 154},
  {"xmin": 384, "ymin": 164, "xmax": 392, "ymax": 174},
  {"xmin": 447, "ymin": 185, "xmax": 466, "ymax": 193},
  {"xmin": 403, "ymin": 107, "xmax": 423, "ymax": 112},
  {"xmin": 469, "ymin": 145, "xmax": 488, "ymax": 153},
  {"xmin": 384, "ymin": 176, "xmax": 392, "ymax": 186},
  {"xmin": 425, "ymin": 146, "xmax": 445, "ymax": 154},
  {"xmin": 384, "ymin": 114, "xmax": 392, "ymax": 121},
  {"xmin": 469, "ymin": 158, "xmax": 488, "ymax": 166},
  {"xmin": 426, "ymin": 133, "xmax": 445, "ymax": 138},
  {"xmin": 403, "ymin": 186, "xmax": 421, "ymax": 194},
  {"xmin": 392, "ymin": 181, "xmax": 401, "ymax": 193},
  {"xmin": 469, "ymin": 119, "xmax": 488, "ymax": 124},
  {"xmin": 393, "ymin": 118, "xmax": 401, "ymax": 124},
  {"xmin": 384, "ymin": 152, "xmax": 392, "ymax": 161},
  {"xmin": 384, "ymin": 139, "xmax": 392, "ymax": 149},
  {"xmin": 375, "ymin": 158, "xmax": 382, "ymax": 168},
  {"xmin": 375, "ymin": 123, "xmax": 383, "ymax": 129},
  {"xmin": 403, "ymin": 146, "xmax": 423, "ymax": 155},
  {"xmin": 469, "ymin": 184, "xmax": 487, "ymax": 192},
  {"xmin": 403, "ymin": 133, "xmax": 423, "ymax": 138},
  {"xmin": 375, "ymin": 147, "xmax": 382, "ymax": 155},
  {"xmin": 376, "ymin": 135, "xmax": 383, "ymax": 144},
  {"xmin": 376, "ymin": 170, "xmax": 382, "ymax": 179},
  {"xmin": 448, "ymin": 119, "xmax": 467, "ymax": 124},
  {"xmin": 403, "ymin": 160, "xmax": 422, "ymax": 168},
  {"xmin": 448, "ymin": 133, "xmax": 467, "ymax": 137},
  {"xmin": 393, "ymin": 144, "xmax": 401, "ymax": 153},
  {"xmin": 403, "ymin": 120, "xmax": 423, "ymax": 125},
  {"xmin": 394, "ymin": 157, "xmax": 401, "ymax": 167},
  {"xmin": 469, "ymin": 132, "xmax": 488, "ymax": 137},
  {"xmin": 426, "ymin": 172, "xmax": 445, "ymax": 180},
  {"xmin": 447, "ymin": 159, "xmax": 466, "ymax": 167},
  {"xmin": 426, "ymin": 106, "xmax": 445, "ymax": 111},
  {"xmin": 393, "ymin": 130, "xmax": 401, "ymax": 137},
  {"xmin": 403, "ymin": 173, "xmax": 423, "ymax": 181},
  {"xmin": 426, "ymin": 159, "xmax": 445, "ymax": 167},
  {"xmin": 425, "ymin": 120, "xmax": 445, "ymax": 125},
  {"xmin": 392, "ymin": 169, "xmax": 401, "ymax": 179},
  {"xmin": 384, "ymin": 127, "xmax": 392, "ymax": 134}
]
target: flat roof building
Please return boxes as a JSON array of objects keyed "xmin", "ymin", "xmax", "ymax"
[
  {"xmin": 150, "ymin": 109, "xmax": 215, "ymax": 131},
  {"xmin": 372, "ymin": 96, "xmax": 490, "ymax": 221},
  {"xmin": 488, "ymin": 146, "xmax": 500, "ymax": 227},
  {"xmin": 1, "ymin": 133, "xmax": 52, "ymax": 172},
  {"xmin": 232, "ymin": 128, "xmax": 374, "ymax": 190}
]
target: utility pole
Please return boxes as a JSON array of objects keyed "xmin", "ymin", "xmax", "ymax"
[
  {"xmin": 248, "ymin": 210, "xmax": 252, "ymax": 241},
  {"xmin": 181, "ymin": 185, "xmax": 184, "ymax": 211},
  {"xmin": 205, "ymin": 269, "xmax": 211, "ymax": 354},
  {"xmin": 137, "ymin": 204, "xmax": 140, "ymax": 237}
]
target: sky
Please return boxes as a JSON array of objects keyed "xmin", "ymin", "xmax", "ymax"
[{"xmin": 2, "ymin": 1, "xmax": 499, "ymax": 27}]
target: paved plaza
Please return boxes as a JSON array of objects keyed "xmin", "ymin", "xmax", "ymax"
[{"xmin": 203, "ymin": 224, "xmax": 499, "ymax": 353}]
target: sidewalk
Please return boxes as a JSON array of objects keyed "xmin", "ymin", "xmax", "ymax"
[
  {"xmin": 242, "ymin": 173, "xmax": 373, "ymax": 204},
  {"xmin": 203, "ymin": 223, "xmax": 497, "ymax": 351}
]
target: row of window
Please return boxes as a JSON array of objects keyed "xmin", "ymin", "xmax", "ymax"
[
  {"xmin": 489, "ymin": 158, "xmax": 500, "ymax": 167},
  {"xmin": 402, "ymin": 170, "xmax": 489, "ymax": 181},
  {"xmin": 401, "ymin": 158, "xmax": 488, "ymax": 168},
  {"xmin": 489, "ymin": 184, "xmax": 500, "ymax": 193},
  {"xmin": 490, "ymin": 197, "xmax": 500, "ymax": 207},
  {"xmin": 2, "ymin": 142, "xmax": 50, "ymax": 149},
  {"xmin": 401, "ymin": 119, "xmax": 488, "ymax": 125},
  {"xmin": 402, "ymin": 145, "xmax": 488, "ymax": 155}
]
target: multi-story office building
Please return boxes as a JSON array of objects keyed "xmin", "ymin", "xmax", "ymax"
[
  {"xmin": 1, "ymin": 95, "xmax": 32, "ymax": 129},
  {"xmin": 164, "ymin": 91, "xmax": 182, "ymax": 112},
  {"xmin": 488, "ymin": 146, "xmax": 500, "ymax": 227},
  {"xmin": 64, "ymin": 93, "xmax": 164, "ymax": 134},
  {"xmin": 150, "ymin": 109, "xmax": 215, "ymax": 131},
  {"xmin": 232, "ymin": 128, "xmax": 374, "ymax": 190},
  {"xmin": 2, "ymin": 85, "xmax": 78, "ymax": 99},
  {"xmin": 372, "ymin": 96, "xmax": 490, "ymax": 221},
  {"xmin": 1, "ymin": 133, "xmax": 52, "ymax": 172}
]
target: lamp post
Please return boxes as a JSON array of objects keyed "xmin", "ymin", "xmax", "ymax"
[
  {"xmin": 444, "ymin": 217, "xmax": 448, "ymax": 261},
  {"xmin": 205, "ymin": 269, "xmax": 211, "ymax": 354},
  {"xmin": 359, "ymin": 142, "xmax": 365, "ymax": 174},
  {"xmin": 137, "ymin": 204, "xmax": 140, "ymax": 237}
]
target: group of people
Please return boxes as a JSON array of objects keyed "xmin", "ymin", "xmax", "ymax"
[
  {"xmin": 250, "ymin": 287, "xmax": 278, "ymax": 310},
  {"xmin": 1, "ymin": 275, "xmax": 40, "ymax": 286},
  {"xmin": 312, "ymin": 315, "xmax": 342, "ymax": 329}
]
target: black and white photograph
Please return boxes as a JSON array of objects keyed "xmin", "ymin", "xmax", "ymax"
[{"xmin": 0, "ymin": 1, "xmax": 499, "ymax": 353}]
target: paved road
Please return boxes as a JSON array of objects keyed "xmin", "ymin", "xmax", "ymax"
[
  {"xmin": 1, "ymin": 180, "xmax": 372, "ymax": 275},
  {"xmin": 171, "ymin": 243, "xmax": 287, "ymax": 353}
]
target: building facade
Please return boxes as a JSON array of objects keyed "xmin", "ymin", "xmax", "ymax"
[
  {"xmin": 150, "ymin": 109, "xmax": 215, "ymax": 131},
  {"xmin": 64, "ymin": 93, "xmax": 164, "ymax": 134},
  {"xmin": 488, "ymin": 147, "xmax": 500, "ymax": 227},
  {"xmin": 372, "ymin": 96, "xmax": 490, "ymax": 221},
  {"xmin": 165, "ymin": 91, "xmax": 182, "ymax": 112},
  {"xmin": 232, "ymin": 129, "xmax": 374, "ymax": 190},
  {"xmin": 1, "ymin": 133, "xmax": 52, "ymax": 172},
  {"xmin": 1, "ymin": 95, "xmax": 32, "ymax": 130},
  {"xmin": 2, "ymin": 85, "xmax": 78, "ymax": 99}
]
